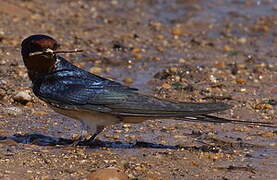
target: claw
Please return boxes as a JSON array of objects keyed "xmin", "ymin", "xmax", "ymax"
[
  {"xmin": 70, "ymin": 133, "xmax": 98, "ymax": 146},
  {"xmin": 70, "ymin": 126, "xmax": 105, "ymax": 146}
]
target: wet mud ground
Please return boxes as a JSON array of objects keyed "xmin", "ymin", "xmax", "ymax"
[{"xmin": 0, "ymin": 0, "xmax": 276, "ymax": 179}]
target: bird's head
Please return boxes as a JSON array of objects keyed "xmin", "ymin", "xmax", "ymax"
[{"xmin": 21, "ymin": 34, "xmax": 59, "ymax": 81}]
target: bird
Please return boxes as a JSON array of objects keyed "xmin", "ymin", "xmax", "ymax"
[{"xmin": 20, "ymin": 34, "xmax": 275, "ymax": 145}]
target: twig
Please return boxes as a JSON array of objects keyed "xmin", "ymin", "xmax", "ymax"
[{"xmin": 29, "ymin": 49, "xmax": 83, "ymax": 56}]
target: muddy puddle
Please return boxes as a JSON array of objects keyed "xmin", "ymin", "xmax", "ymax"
[{"xmin": 0, "ymin": 0, "xmax": 276, "ymax": 179}]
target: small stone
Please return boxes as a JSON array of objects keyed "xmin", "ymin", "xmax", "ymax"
[
  {"xmin": 207, "ymin": 153, "xmax": 223, "ymax": 161},
  {"xmin": 87, "ymin": 168, "xmax": 129, "ymax": 180},
  {"xmin": 133, "ymin": 53, "xmax": 142, "ymax": 60},
  {"xmin": 191, "ymin": 4, "xmax": 202, "ymax": 11},
  {"xmin": 32, "ymin": 111, "xmax": 48, "ymax": 116},
  {"xmin": 191, "ymin": 161, "xmax": 199, "ymax": 166},
  {"xmin": 175, "ymin": 76, "xmax": 181, "ymax": 82},
  {"xmin": 178, "ymin": 58, "xmax": 186, "ymax": 64},
  {"xmin": 25, "ymin": 102, "xmax": 33, "ymax": 107},
  {"xmin": 156, "ymin": 47, "xmax": 164, "ymax": 52},
  {"xmin": 171, "ymin": 25, "xmax": 183, "ymax": 36},
  {"xmin": 5, "ymin": 107, "xmax": 23, "ymax": 116},
  {"xmin": 255, "ymin": 104, "xmax": 273, "ymax": 110},
  {"xmin": 93, "ymin": 60, "xmax": 102, "ymax": 65},
  {"xmin": 270, "ymin": 88, "xmax": 277, "ymax": 94},
  {"xmin": 131, "ymin": 48, "xmax": 142, "ymax": 53},
  {"xmin": 174, "ymin": 135, "xmax": 185, "ymax": 139},
  {"xmin": 214, "ymin": 62, "xmax": 225, "ymax": 68},
  {"xmin": 149, "ymin": 22, "xmax": 162, "ymax": 30},
  {"xmin": 89, "ymin": 67, "xmax": 102, "ymax": 74},
  {"xmin": 240, "ymin": 88, "xmax": 246, "ymax": 92},
  {"xmin": 260, "ymin": 132, "xmax": 275, "ymax": 138},
  {"xmin": 123, "ymin": 124, "xmax": 131, "ymax": 128},
  {"xmin": 123, "ymin": 77, "xmax": 134, "ymax": 84},
  {"xmin": 0, "ymin": 88, "xmax": 6, "ymax": 99},
  {"xmin": 13, "ymin": 91, "xmax": 32, "ymax": 104},
  {"xmin": 169, "ymin": 67, "xmax": 178, "ymax": 73},
  {"xmin": 111, "ymin": 0, "xmax": 118, "ymax": 5},
  {"xmin": 238, "ymin": 37, "xmax": 247, "ymax": 44},
  {"xmin": 161, "ymin": 83, "xmax": 171, "ymax": 89},
  {"xmin": 209, "ymin": 75, "xmax": 217, "ymax": 83},
  {"xmin": 41, "ymin": 176, "xmax": 51, "ymax": 180},
  {"xmin": 223, "ymin": 45, "xmax": 233, "ymax": 52},
  {"xmin": 155, "ymin": 35, "xmax": 164, "ymax": 40},
  {"xmin": 236, "ymin": 78, "xmax": 246, "ymax": 84}
]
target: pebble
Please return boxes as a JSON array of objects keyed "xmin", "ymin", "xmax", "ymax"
[
  {"xmin": 5, "ymin": 106, "xmax": 23, "ymax": 116},
  {"xmin": 236, "ymin": 78, "xmax": 246, "ymax": 84},
  {"xmin": 131, "ymin": 48, "xmax": 142, "ymax": 53},
  {"xmin": 209, "ymin": 75, "xmax": 217, "ymax": 83},
  {"xmin": 169, "ymin": 67, "xmax": 178, "ymax": 73},
  {"xmin": 13, "ymin": 91, "xmax": 32, "ymax": 104},
  {"xmin": 171, "ymin": 25, "xmax": 183, "ymax": 36},
  {"xmin": 161, "ymin": 83, "xmax": 171, "ymax": 89},
  {"xmin": 122, "ymin": 124, "xmax": 131, "ymax": 128},
  {"xmin": 133, "ymin": 53, "xmax": 142, "ymax": 59},
  {"xmin": 223, "ymin": 45, "xmax": 233, "ymax": 52},
  {"xmin": 178, "ymin": 58, "xmax": 186, "ymax": 64},
  {"xmin": 156, "ymin": 47, "xmax": 164, "ymax": 52},
  {"xmin": 123, "ymin": 77, "xmax": 134, "ymax": 84},
  {"xmin": 214, "ymin": 62, "xmax": 226, "ymax": 68},
  {"xmin": 240, "ymin": 88, "xmax": 246, "ymax": 92},
  {"xmin": 260, "ymin": 132, "xmax": 275, "ymax": 138},
  {"xmin": 155, "ymin": 34, "xmax": 164, "ymax": 40},
  {"xmin": 87, "ymin": 168, "xmax": 129, "ymax": 180},
  {"xmin": 149, "ymin": 21, "xmax": 162, "ymax": 30},
  {"xmin": 238, "ymin": 37, "xmax": 247, "ymax": 44},
  {"xmin": 89, "ymin": 67, "xmax": 102, "ymax": 74},
  {"xmin": 255, "ymin": 103, "xmax": 273, "ymax": 110},
  {"xmin": 0, "ymin": 88, "xmax": 6, "ymax": 99}
]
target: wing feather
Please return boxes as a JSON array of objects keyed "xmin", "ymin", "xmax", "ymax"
[{"xmin": 34, "ymin": 70, "xmax": 230, "ymax": 117}]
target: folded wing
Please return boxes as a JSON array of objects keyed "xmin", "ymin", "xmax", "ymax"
[{"xmin": 34, "ymin": 69, "xmax": 230, "ymax": 117}]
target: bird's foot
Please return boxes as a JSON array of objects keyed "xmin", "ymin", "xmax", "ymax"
[
  {"xmin": 70, "ymin": 131, "xmax": 93, "ymax": 146},
  {"xmin": 70, "ymin": 126, "xmax": 104, "ymax": 147},
  {"xmin": 70, "ymin": 136, "xmax": 89, "ymax": 146},
  {"xmin": 70, "ymin": 131, "xmax": 99, "ymax": 147}
]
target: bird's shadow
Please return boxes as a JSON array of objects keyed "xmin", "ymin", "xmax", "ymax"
[{"xmin": 0, "ymin": 133, "xmax": 220, "ymax": 153}]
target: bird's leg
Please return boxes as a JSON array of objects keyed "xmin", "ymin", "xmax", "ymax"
[
  {"xmin": 70, "ymin": 130, "xmax": 91, "ymax": 146},
  {"xmin": 70, "ymin": 126, "xmax": 105, "ymax": 146},
  {"xmin": 70, "ymin": 122, "xmax": 95, "ymax": 146}
]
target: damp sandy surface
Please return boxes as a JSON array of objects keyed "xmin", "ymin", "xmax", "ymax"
[{"xmin": 0, "ymin": 0, "xmax": 276, "ymax": 179}]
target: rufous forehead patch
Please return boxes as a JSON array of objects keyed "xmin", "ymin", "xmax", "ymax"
[{"xmin": 34, "ymin": 39, "xmax": 57, "ymax": 49}]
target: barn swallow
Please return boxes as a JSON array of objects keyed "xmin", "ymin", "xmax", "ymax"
[{"xmin": 21, "ymin": 34, "xmax": 274, "ymax": 145}]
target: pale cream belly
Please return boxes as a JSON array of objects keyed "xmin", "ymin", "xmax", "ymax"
[
  {"xmin": 50, "ymin": 106, "xmax": 158, "ymax": 134},
  {"xmin": 51, "ymin": 107, "xmax": 121, "ymax": 126},
  {"xmin": 51, "ymin": 107, "xmax": 117, "ymax": 136}
]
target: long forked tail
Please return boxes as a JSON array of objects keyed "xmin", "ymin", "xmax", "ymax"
[{"xmin": 178, "ymin": 115, "xmax": 277, "ymax": 128}]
